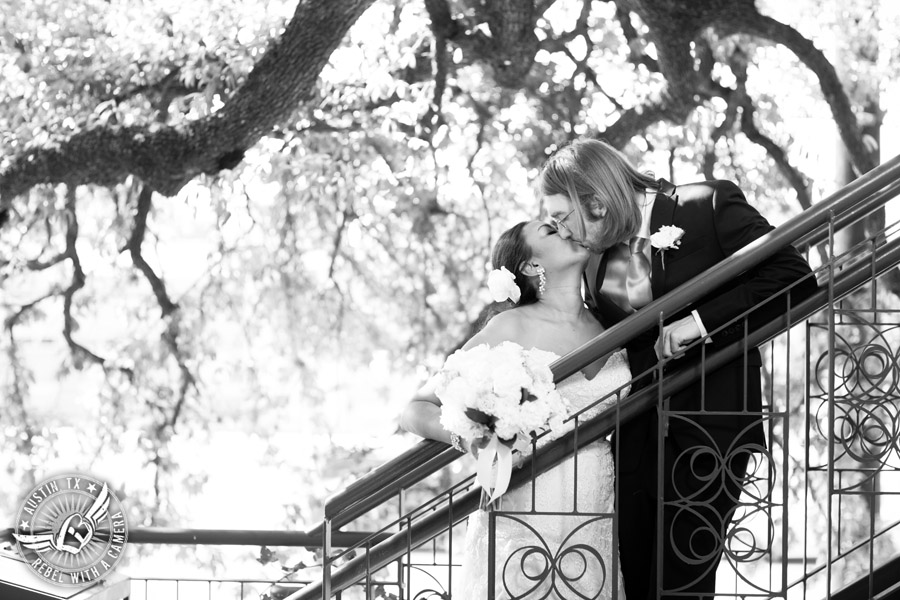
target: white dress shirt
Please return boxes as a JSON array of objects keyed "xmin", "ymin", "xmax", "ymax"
[{"xmin": 640, "ymin": 190, "xmax": 710, "ymax": 340}]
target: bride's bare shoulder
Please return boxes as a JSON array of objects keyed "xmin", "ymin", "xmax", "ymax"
[{"xmin": 462, "ymin": 307, "xmax": 530, "ymax": 349}]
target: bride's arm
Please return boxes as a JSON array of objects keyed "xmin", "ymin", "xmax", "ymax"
[
  {"xmin": 401, "ymin": 387, "xmax": 489, "ymax": 454},
  {"xmin": 399, "ymin": 379, "xmax": 452, "ymax": 444}
]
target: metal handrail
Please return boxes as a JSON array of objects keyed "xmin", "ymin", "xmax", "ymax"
[
  {"xmin": 322, "ymin": 152, "xmax": 900, "ymax": 523},
  {"xmin": 550, "ymin": 152, "xmax": 900, "ymax": 380},
  {"xmin": 127, "ymin": 527, "xmax": 391, "ymax": 547},
  {"xmin": 288, "ymin": 230, "xmax": 900, "ymax": 600},
  {"xmin": 322, "ymin": 439, "xmax": 458, "ymax": 522},
  {"xmin": 793, "ymin": 177, "xmax": 900, "ymax": 252}
]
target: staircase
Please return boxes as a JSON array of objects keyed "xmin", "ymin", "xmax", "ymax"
[
  {"xmin": 282, "ymin": 155, "xmax": 900, "ymax": 600},
  {"xmin": 830, "ymin": 554, "xmax": 900, "ymax": 600}
]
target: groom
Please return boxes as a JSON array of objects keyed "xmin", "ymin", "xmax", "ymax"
[{"xmin": 538, "ymin": 138, "xmax": 815, "ymax": 599}]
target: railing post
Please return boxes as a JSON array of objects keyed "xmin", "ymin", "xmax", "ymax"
[
  {"xmin": 804, "ymin": 306, "xmax": 813, "ymax": 599},
  {"xmin": 323, "ymin": 518, "xmax": 332, "ymax": 599},
  {"xmin": 397, "ymin": 487, "xmax": 406, "ymax": 600},
  {"xmin": 655, "ymin": 310, "xmax": 666, "ymax": 600},
  {"xmin": 781, "ymin": 296, "xmax": 792, "ymax": 597},
  {"xmin": 445, "ymin": 490, "xmax": 452, "ymax": 600},
  {"xmin": 826, "ymin": 209, "xmax": 837, "ymax": 598}
]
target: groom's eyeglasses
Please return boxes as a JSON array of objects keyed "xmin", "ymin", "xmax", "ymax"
[{"xmin": 549, "ymin": 208, "xmax": 577, "ymax": 236}]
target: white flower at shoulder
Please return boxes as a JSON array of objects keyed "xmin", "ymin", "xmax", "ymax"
[
  {"xmin": 487, "ymin": 266, "xmax": 521, "ymax": 303},
  {"xmin": 650, "ymin": 225, "xmax": 685, "ymax": 251}
]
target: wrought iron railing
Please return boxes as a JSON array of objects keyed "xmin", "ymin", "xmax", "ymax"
[
  {"xmin": 283, "ymin": 154, "xmax": 900, "ymax": 600},
  {"xmin": 318, "ymin": 154, "xmax": 900, "ymax": 530},
  {"xmin": 287, "ymin": 227, "xmax": 900, "ymax": 600},
  {"xmin": 65, "ymin": 155, "xmax": 900, "ymax": 600},
  {"xmin": 105, "ymin": 528, "xmax": 394, "ymax": 600}
]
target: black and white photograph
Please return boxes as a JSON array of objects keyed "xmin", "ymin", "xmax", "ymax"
[{"xmin": 2, "ymin": 1, "xmax": 900, "ymax": 598}]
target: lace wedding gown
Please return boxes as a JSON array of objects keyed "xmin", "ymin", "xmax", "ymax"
[{"xmin": 455, "ymin": 349, "xmax": 631, "ymax": 600}]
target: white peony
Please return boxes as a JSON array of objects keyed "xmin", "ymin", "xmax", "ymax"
[
  {"xmin": 492, "ymin": 367, "xmax": 529, "ymax": 402},
  {"xmin": 436, "ymin": 341, "xmax": 568, "ymax": 448},
  {"xmin": 439, "ymin": 376, "xmax": 478, "ymax": 408},
  {"xmin": 487, "ymin": 267, "xmax": 521, "ymax": 303}
]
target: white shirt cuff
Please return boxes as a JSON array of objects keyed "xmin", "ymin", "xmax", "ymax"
[{"xmin": 691, "ymin": 310, "xmax": 712, "ymax": 343}]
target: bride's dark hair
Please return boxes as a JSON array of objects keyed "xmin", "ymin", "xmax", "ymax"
[
  {"xmin": 457, "ymin": 222, "xmax": 539, "ymax": 343},
  {"xmin": 491, "ymin": 221, "xmax": 540, "ymax": 307}
]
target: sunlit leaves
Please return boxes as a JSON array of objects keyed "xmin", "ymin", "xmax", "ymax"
[{"xmin": 2, "ymin": 1, "xmax": 897, "ymax": 583}]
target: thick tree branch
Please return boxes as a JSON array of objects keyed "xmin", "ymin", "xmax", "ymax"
[
  {"xmin": 123, "ymin": 182, "xmax": 196, "ymax": 430},
  {"xmin": 25, "ymin": 253, "xmax": 69, "ymax": 271},
  {"xmin": 127, "ymin": 184, "xmax": 178, "ymax": 317},
  {"xmin": 0, "ymin": 0, "xmax": 377, "ymax": 207},
  {"xmin": 692, "ymin": 36, "xmax": 735, "ymax": 100},
  {"xmin": 161, "ymin": 315, "xmax": 196, "ymax": 433},
  {"xmin": 718, "ymin": 43, "xmax": 820, "ymax": 261},
  {"xmin": 535, "ymin": 0, "xmax": 562, "ymax": 16},
  {"xmin": 544, "ymin": 35, "xmax": 625, "ymax": 112},
  {"xmin": 700, "ymin": 45, "xmax": 746, "ymax": 178},
  {"xmin": 598, "ymin": 101, "xmax": 679, "ymax": 149},
  {"xmin": 421, "ymin": 0, "xmax": 458, "ymax": 137},
  {"xmin": 60, "ymin": 187, "xmax": 106, "ymax": 366},
  {"xmin": 613, "ymin": 3, "xmax": 660, "ymax": 72},
  {"xmin": 703, "ymin": 101, "xmax": 738, "ymax": 180},
  {"xmin": 476, "ymin": 0, "xmax": 541, "ymax": 87},
  {"xmin": 595, "ymin": 2, "xmax": 730, "ymax": 145},
  {"xmin": 718, "ymin": 9, "xmax": 877, "ymax": 175},
  {"xmin": 739, "ymin": 102, "xmax": 812, "ymax": 211}
]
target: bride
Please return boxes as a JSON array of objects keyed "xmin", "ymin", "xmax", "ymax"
[{"xmin": 401, "ymin": 219, "xmax": 630, "ymax": 599}]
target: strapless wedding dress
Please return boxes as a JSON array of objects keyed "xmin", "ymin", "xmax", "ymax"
[{"xmin": 455, "ymin": 348, "xmax": 631, "ymax": 600}]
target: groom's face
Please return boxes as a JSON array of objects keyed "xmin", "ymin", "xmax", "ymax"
[{"xmin": 541, "ymin": 193, "xmax": 610, "ymax": 253}]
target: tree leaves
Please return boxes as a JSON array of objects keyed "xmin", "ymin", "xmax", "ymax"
[{"xmin": 1, "ymin": 0, "xmax": 896, "ymax": 582}]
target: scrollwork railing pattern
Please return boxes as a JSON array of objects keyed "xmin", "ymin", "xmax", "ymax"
[
  {"xmin": 489, "ymin": 511, "xmax": 615, "ymax": 600},
  {"xmin": 809, "ymin": 316, "xmax": 900, "ymax": 494}
]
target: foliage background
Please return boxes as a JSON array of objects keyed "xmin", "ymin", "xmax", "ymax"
[{"xmin": 1, "ymin": 0, "xmax": 899, "ymax": 584}]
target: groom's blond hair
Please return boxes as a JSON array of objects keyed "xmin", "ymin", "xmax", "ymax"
[{"xmin": 539, "ymin": 138, "xmax": 655, "ymax": 247}]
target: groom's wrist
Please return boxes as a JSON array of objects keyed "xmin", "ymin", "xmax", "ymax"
[{"xmin": 691, "ymin": 310, "xmax": 712, "ymax": 344}]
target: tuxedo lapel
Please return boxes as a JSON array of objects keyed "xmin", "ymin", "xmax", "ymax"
[
  {"xmin": 648, "ymin": 178, "xmax": 678, "ymax": 299},
  {"xmin": 584, "ymin": 253, "xmax": 603, "ymax": 309},
  {"xmin": 584, "ymin": 251, "xmax": 629, "ymax": 327}
]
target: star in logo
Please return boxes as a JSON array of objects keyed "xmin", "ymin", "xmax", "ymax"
[
  {"xmin": 19, "ymin": 520, "xmax": 30, "ymax": 530},
  {"xmin": 87, "ymin": 483, "xmax": 97, "ymax": 493}
]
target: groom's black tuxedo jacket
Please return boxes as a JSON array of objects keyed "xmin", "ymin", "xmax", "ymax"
[{"xmin": 587, "ymin": 178, "xmax": 816, "ymax": 466}]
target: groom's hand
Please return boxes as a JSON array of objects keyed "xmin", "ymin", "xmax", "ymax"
[{"xmin": 656, "ymin": 315, "xmax": 701, "ymax": 360}]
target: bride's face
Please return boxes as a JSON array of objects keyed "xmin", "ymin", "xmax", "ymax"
[{"xmin": 522, "ymin": 220, "xmax": 590, "ymax": 269}]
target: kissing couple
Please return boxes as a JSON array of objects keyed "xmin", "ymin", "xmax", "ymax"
[{"xmin": 402, "ymin": 137, "xmax": 815, "ymax": 600}]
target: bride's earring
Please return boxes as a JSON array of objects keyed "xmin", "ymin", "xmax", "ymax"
[{"xmin": 536, "ymin": 265, "xmax": 546, "ymax": 295}]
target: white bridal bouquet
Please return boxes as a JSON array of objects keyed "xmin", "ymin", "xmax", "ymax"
[{"xmin": 435, "ymin": 341, "xmax": 568, "ymax": 504}]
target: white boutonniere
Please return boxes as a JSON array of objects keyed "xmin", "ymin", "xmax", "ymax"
[
  {"xmin": 487, "ymin": 266, "xmax": 521, "ymax": 303},
  {"xmin": 650, "ymin": 225, "xmax": 685, "ymax": 269}
]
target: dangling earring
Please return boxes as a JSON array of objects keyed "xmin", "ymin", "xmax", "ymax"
[{"xmin": 536, "ymin": 265, "xmax": 546, "ymax": 295}]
